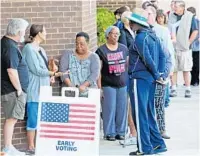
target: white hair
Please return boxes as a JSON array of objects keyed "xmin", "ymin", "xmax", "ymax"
[
  {"xmin": 105, "ymin": 26, "xmax": 120, "ymax": 38},
  {"xmin": 175, "ymin": 0, "xmax": 185, "ymax": 8},
  {"xmin": 6, "ymin": 18, "xmax": 29, "ymax": 36}
]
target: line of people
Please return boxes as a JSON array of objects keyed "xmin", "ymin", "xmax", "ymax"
[
  {"xmin": 98, "ymin": 0, "xmax": 199, "ymax": 155},
  {"xmin": 1, "ymin": 0, "xmax": 199, "ymax": 156}
]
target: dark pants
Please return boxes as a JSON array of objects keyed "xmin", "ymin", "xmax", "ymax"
[{"xmin": 191, "ymin": 52, "xmax": 199, "ymax": 85}]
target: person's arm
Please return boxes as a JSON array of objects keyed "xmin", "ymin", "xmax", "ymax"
[
  {"xmin": 79, "ymin": 53, "xmax": 101, "ymax": 92},
  {"xmin": 7, "ymin": 69, "xmax": 22, "ymax": 96},
  {"xmin": 118, "ymin": 30, "xmax": 127, "ymax": 47},
  {"xmin": 95, "ymin": 48, "xmax": 104, "ymax": 89},
  {"xmin": 135, "ymin": 35, "xmax": 160, "ymax": 80},
  {"xmin": 97, "ymin": 60, "xmax": 103, "ymax": 89},
  {"xmin": 5, "ymin": 48, "xmax": 23, "ymax": 96},
  {"xmin": 189, "ymin": 17, "xmax": 199, "ymax": 45},
  {"xmin": 59, "ymin": 51, "xmax": 73, "ymax": 86},
  {"xmin": 126, "ymin": 56, "xmax": 129, "ymax": 69},
  {"xmin": 97, "ymin": 74, "xmax": 102, "ymax": 89},
  {"xmin": 170, "ymin": 21, "xmax": 181, "ymax": 42},
  {"xmin": 125, "ymin": 45, "xmax": 129, "ymax": 69},
  {"xmin": 23, "ymin": 45, "xmax": 54, "ymax": 77},
  {"xmin": 158, "ymin": 41, "xmax": 166, "ymax": 74},
  {"xmin": 165, "ymin": 29, "xmax": 175, "ymax": 69},
  {"xmin": 162, "ymin": 50, "xmax": 172, "ymax": 79},
  {"xmin": 189, "ymin": 30, "xmax": 198, "ymax": 45}
]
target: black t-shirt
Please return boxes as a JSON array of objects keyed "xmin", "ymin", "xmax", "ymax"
[
  {"xmin": 1, "ymin": 36, "xmax": 29, "ymax": 95},
  {"xmin": 96, "ymin": 43, "xmax": 128, "ymax": 88}
]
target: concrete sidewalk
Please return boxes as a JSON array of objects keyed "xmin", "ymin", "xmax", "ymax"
[{"xmin": 99, "ymin": 85, "xmax": 200, "ymax": 156}]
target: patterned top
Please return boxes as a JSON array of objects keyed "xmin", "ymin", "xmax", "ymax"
[{"xmin": 59, "ymin": 51, "xmax": 100, "ymax": 96}]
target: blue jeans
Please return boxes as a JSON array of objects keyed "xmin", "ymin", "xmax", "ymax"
[
  {"xmin": 164, "ymin": 83, "xmax": 170, "ymax": 107},
  {"xmin": 102, "ymin": 86, "xmax": 127, "ymax": 137}
]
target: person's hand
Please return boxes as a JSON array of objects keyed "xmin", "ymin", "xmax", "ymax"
[
  {"xmin": 156, "ymin": 77, "xmax": 165, "ymax": 85},
  {"xmin": 169, "ymin": 72, "xmax": 173, "ymax": 76},
  {"xmin": 17, "ymin": 89, "xmax": 22, "ymax": 97},
  {"xmin": 63, "ymin": 70, "xmax": 70, "ymax": 75},
  {"xmin": 55, "ymin": 72, "xmax": 63, "ymax": 77},
  {"xmin": 50, "ymin": 76, "xmax": 55, "ymax": 84},
  {"xmin": 79, "ymin": 85, "xmax": 87, "ymax": 92},
  {"xmin": 100, "ymin": 89, "xmax": 104, "ymax": 99},
  {"xmin": 55, "ymin": 70, "xmax": 70, "ymax": 77}
]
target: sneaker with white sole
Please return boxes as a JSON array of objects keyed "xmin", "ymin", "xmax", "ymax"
[
  {"xmin": 2, "ymin": 145, "xmax": 25, "ymax": 156},
  {"xmin": 185, "ymin": 90, "xmax": 191, "ymax": 98},
  {"xmin": 25, "ymin": 149, "xmax": 35, "ymax": 155},
  {"xmin": 170, "ymin": 89, "xmax": 177, "ymax": 97},
  {"xmin": 119, "ymin": 136, "xmax": 137, "ymax": 146}
]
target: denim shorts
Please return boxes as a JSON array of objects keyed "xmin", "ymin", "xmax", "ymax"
[{"xmin": 26, "ymin": 102, "xmax": 38, "ymax": 130}]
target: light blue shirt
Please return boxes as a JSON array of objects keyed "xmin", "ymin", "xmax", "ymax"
[
  {"xmin": 22, "ymin": 43, "xmax": 50, "ymax": 102},
  {"xmin": 153, "ymin": 23, "xmax": 175, "ymax": 70},
  {"xmin": 191, "ymin": 18, "xmax": 200, "ymax": 52}
]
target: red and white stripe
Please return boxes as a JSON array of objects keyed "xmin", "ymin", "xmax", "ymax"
[{"xmin": 39, "ymin": 104, "xmax": 96, "ymax": 141}]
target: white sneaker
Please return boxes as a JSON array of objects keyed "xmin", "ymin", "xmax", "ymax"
[
  {"xmin": 2, "ymin": 145, "xmax": 25, "ymax": 156},
  {"xmin": 119, "ymin": 136, "xmax": 137, "ymax": 146}
]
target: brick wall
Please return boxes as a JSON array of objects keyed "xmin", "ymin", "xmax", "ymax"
[
  {"xmin": 1, "ymin": 0, "xmax": 97, "ymax": 150},
  {"xmin": 97, "ymin": 0, "xmax": 138, "ymax": 11}
]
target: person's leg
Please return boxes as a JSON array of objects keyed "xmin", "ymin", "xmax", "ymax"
[
  {"xmin": 164, "ymin": 83, "xmax": 170, "ymax": 107},
  {"xmin": 129, "ymin": 79, "xmax": 154, "ymax": 154},
  {"xmin": 170, "ymin": 72, "xmax": 177, "ymax": 97},
  {"xmin": 183, "ymin": 71, "xmax": 192, "ymax": 98},
  {"xmin": 181, "ymin": 50, "xmax": 193, "ymax": 97},
  {"xmin": 170, "ymin": 53, "xmax": 179, "ymax": 97},
  {"xmin": 128, "ymin": 101, "xmax": 137, "ymax": 137},
  {"xmin": 2, "ymin": 91, "xmax": 26, "ymax": 155},
  {"xmin": 183, "ymin": 71, "xmax": 191, "ymax": 87},
  {"xmin": 191, "ymin": 52, "xmax": 199, "ymax": 85},
  {"xmin": 102, "ymin": 87, "xmax": 117, "ymax": 139},
  {"xmin": 116, "ymin": 86, "xmax": 127, "ymax": 138},
  {"xmin": 119, "ymin": 98, "xmax": 137, "ymax": 146},
  {"xmin": 171, "ymin": 72, "xmax": 177, "ymax": 87},
  {"xmin": 27, "ymin": 131, "xmax": 36, "ymax": 149},
  {"xmin": 154, "ymin": 83, "xmax": 164, "ymax": 132},
  {"xmin": 26, "ymin": 102, "xmax": 39, "ymax": 151},
  {"xmin": 148, "ymin": 83, "xmax": 166, "ymax": 149},
  {"xmin": 4, "ymin": 118, "xmax": 18, "ymax": 147},
  {"xmin": 1, "ymin": 92, "xmax": 18, "ymax": 148},
  {"xmin": 154, "ymin": 83, "xmax": 170, "ymax": 139},
  {"xmin": 191, "ymin": 52, "xmax": 196, "ymax": 85},
  {"xmin": 195, "ymin": 52, "xmax": 199, "ymax": 84}
]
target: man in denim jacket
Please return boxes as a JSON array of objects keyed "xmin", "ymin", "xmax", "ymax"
[{"xmin": 126, "ymin": 8, "xmax": 167, "ymax": 155}]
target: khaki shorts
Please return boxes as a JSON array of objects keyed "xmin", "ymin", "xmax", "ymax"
[
  {"xmin": 174, "ymin": 50, "xmax": 193, "ymax": 72},
  {"xmin": 1, "ymin": 91, "xmax": 27, "ymax": 120}
]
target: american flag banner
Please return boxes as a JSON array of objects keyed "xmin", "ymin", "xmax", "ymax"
[
  {"xmin": 36, "ymin": 87, "xmax": 100, "ymax": 156},
  {"xmin": 39, "ymin": 102, "xmax": 96, "ymax": 141}
]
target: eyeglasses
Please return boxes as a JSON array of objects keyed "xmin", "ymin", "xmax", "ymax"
[
  {"xmin": 150, "ymin": 0, "xmax": 156, "ymax": 3},
  {"xmin": 109, "ymin": 32, "xmax": 120, "ymax": 36}
]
